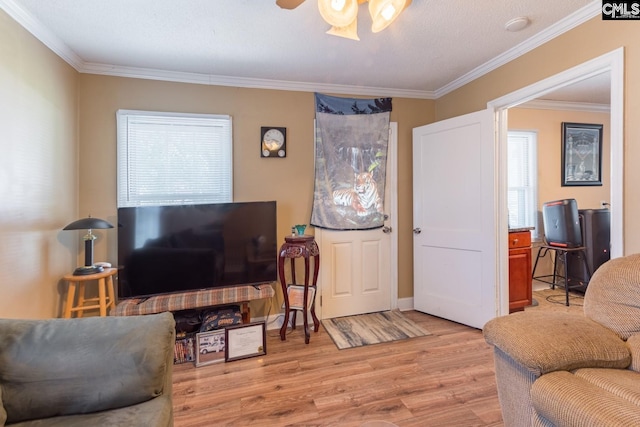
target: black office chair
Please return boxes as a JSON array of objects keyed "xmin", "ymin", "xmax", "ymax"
[{"xmin": 531, "ymin": 199, "xmax": 591, "ymax": 306}]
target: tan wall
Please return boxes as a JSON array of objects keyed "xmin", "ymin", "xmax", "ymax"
[
  {"xmin": 78, "ymin": 74, "xmax": 434, "ymax": 314},
  {"xmin": 0, "ymin": 11, "xmax": 79, "ymax": 318},
  {"xmin": 436, "ymin": 16, "xmax": 640, "ymax": 255},
  {"xmin": 509, "ymin": 108, "xmax": 611, "ymax": 214}
]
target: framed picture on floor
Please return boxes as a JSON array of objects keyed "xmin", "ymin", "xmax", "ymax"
[
  {"xmin": 195, "ymin": 330, "xmax": 226, "ymax": 367},
  {"xmin": 225, "ymin": 322, "xmax": 266, "ymax": 362}
]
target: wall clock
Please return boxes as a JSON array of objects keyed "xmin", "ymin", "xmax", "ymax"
[{"xmin": 261, "ymin": 127, "xmax": 286, "ymax": 158}]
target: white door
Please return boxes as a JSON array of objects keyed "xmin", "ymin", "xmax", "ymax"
[
  {"xmin": 413, "ymin": 110, "xmax": 497, "ymax": 329},
  {"xmin": 317, "ymin": 123, "xmax": 397, "ymax": 319}
]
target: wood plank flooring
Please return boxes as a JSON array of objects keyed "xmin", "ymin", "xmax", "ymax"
[{"xmin": 172, "ymin": 310, "xmax": 504, "ymax": 427}]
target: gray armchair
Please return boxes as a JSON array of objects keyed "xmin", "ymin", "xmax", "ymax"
[{"xmin": 0, "ymin": 312, "xmax": 175, "ymax": 426}]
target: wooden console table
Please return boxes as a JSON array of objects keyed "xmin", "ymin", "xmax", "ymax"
[
  {"xmin": 110, "ymin": 283, "xmax": 274, "ymax": 323},
  {"xmin": 278, "ymin": 235, "xmax": 320, "ymax": 344}
]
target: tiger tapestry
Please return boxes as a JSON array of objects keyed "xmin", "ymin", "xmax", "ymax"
[{"xmin": 311, "ymin": 93, "xmax": 391, "ymax": 230}]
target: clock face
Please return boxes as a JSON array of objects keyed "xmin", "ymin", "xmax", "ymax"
[{"xmin": 261, "ymin": 127, "xmax": 286, "ymax": 158}]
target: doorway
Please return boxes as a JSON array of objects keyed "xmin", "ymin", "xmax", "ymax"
[
  {"xmin": 316, "ymin": 122, "xmax": 398, "ymax": 319},
  {"xmin": 490, "ymin": 48, "xmax": 624, "ymax": 315}
]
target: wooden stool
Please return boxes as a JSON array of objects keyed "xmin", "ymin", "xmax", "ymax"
[{"xmin": 63, "ymin": 268, "xmax": 117, "ymax": 318}]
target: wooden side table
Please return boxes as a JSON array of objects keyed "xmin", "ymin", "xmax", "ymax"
[
  {"xmin": 278, "ymin": 235, "xmax": 320, "ymax": 344},
  {"xmin": 63, "ymin": 268, "xmax": 117, "ymax": 318}
]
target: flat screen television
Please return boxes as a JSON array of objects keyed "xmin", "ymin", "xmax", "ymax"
[
  {"xmin": 542, "ymin": 199, "xmax": 583, "ymax": 248},
  {"xmin": 117, "ymin": 201, "xmax": 277, "ymax": 299}
]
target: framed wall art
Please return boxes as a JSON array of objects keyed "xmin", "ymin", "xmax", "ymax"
[{"xmin": 561, "ymin": 122, "xmax": 603, "ymax": 186}]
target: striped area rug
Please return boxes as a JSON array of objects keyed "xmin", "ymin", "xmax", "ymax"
[{"xmin": 322, "ymin": 309, "xmax": 430, "ymax": 350}]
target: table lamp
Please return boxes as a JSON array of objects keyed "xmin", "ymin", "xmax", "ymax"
[{"xmin": 63, "ymin": 216, "xmax": 114, "ymax": 275}]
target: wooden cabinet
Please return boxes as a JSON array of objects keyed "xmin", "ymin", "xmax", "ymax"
[{"xmin": 508, "ymin": 230, "xmax": 532, "ymax": 313}]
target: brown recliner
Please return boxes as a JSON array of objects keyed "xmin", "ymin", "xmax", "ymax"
[{"xmin": 484, "ymin": 253, "xmax": 640, "ymax": 426}]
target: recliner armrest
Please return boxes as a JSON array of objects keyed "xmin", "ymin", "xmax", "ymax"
[{"xmin": 484, "ymin": 311, "xmax": 630, "ymax": 375}]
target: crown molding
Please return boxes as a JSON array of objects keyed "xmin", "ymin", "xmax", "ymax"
[
  {"xmin": 435, "ymin": 1, "xmax": 602, "ymax": 98},
  {"xmin": 81, "ymin": 62, "xmax": 436, "ymax": 99},
  {"xmin": 1, "ymin": 0, "xmax": 599, "ymax": 100},
  {"xmin": 516, "ymin": 99, "xmax": 610, "ymax": 113},
  {"xmin": 0, "ymin": 0, "xmax": 84, "ymax": 69}
]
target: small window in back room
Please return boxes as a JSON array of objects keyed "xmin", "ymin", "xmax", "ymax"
[
  {"xmin": 116, "ymin": 109, "xmax": 233, "ymax": 208},
  {"xmin": 507, "ymin": 130, "xmax": 538, "ymax": 239}
]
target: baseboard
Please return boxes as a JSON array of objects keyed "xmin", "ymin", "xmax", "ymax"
[{"xmin": 397, "ymin": 297, "xmax": 414, "ymax": 311}]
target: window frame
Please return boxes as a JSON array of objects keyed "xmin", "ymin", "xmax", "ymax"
[
  {"xmin": 116, "ymin": 109, "xmax": 233, "ymax": 208},
  {"xmin": 507, "ymin": 130, "xmax": 539, "ymax": 239}
]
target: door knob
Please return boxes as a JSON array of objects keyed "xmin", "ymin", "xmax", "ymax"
[
  {"xmin": 413, "ymin": 228, "xmax": 422, "ymax": 234},
  {"xmin": 382, "ymin": 226, "xmax": 392, "ymax": 234}
]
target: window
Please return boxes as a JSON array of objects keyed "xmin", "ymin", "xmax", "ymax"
[
  {"xmin": 507, "ymin": 130, "xmax": 538, "ymax": 238},
  {"xmin": 117, "ymin": 110, "xmax": 232, "ymax": 207}
]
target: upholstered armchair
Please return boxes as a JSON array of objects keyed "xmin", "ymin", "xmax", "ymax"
[
  {"xmin": 0, "ymin": 312, "xmax": 175, "ymax": 426},
  {"xmin": 484, "ymin": 253, "xmax": 640, "ymax": 426}
]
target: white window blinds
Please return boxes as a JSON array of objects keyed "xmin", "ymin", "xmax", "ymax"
[
  {"xmin": 117, "ymin": 110, "xmax": 232, "ymax": 207},
  {"xmin": 507, "ymin": 130, "xmax": 538, "ymax": 238}
]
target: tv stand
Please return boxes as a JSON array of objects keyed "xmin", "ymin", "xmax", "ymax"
[{"xmin": 110, "ymin": 283, "xmax": 274, "ymax": 323}]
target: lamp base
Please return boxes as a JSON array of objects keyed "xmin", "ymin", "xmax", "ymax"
[{"xmin": 72, "ymin": 265, "xmax": 105, "ymax": 276}]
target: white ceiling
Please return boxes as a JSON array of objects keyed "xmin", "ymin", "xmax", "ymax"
[{"xmin": 2, "ymin": 0, "xmax": 606, "ymax": 101}]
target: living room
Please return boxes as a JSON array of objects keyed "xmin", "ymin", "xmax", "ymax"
[
  {"xmin": 2, "ymin": 1, "xmax": 640, "ymax": 425},
  {"xmin": 3, "ymin": 2, "xmax": 638, "ymax": 322}
]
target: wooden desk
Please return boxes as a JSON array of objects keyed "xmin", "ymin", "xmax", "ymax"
[
  {"xmin": 508, "ymin": 230, "xmax": 532, "ymax": 313},
  {"xmin": 63, "ymin": 268, "xmax": 117, "ymax": 318}
]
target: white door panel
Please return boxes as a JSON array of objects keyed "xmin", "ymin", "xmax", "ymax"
[{"xmin": 413, "ymin": 110, "xmax": 497, "ymax": 329}]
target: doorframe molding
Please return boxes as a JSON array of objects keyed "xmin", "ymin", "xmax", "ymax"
[
  {"xmin": 389, "ymin": 122, "xmax": 399, "ymax": 311},
  {"xmin": 488, "ymin": 48, "xmax": 624, "ymax": 315}
]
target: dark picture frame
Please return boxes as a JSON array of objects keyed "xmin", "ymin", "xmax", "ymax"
[
  {"xmin": 195, "ymin": 330, "xmax": 226, "ymax": 367},
  {"xmin": 561, "ymin": 122, "xmax": 603, "ymax": 186},
  {"xmin": 225, "ymin": 322, "xmax": 267, "ymax": 362}
]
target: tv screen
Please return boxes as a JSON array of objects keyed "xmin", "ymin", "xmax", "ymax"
[{"xmin": 117, "ymin": 201, "xmax": 277, "ymax": 299}]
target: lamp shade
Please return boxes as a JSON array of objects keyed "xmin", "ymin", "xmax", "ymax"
[
  {"xmin": 63, "ymin": 217, "xmax": 113, "ymax": 275},
  {"xmin": 63, "ymin": 217, "xmax": 114, "ymax": 231},
  {"xmin": 369, "ymin": 0, "xmax": 410, "ymax": 33},
  {"xmin": 318, "ymin": 0, "xmax": 359, "ymax": 28}
]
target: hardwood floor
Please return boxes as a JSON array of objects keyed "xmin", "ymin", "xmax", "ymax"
[{"xmin": 172, "ymin": 310, "xmax": 504, "ymax": 427}]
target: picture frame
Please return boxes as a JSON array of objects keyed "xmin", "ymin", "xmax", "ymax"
[
  {"xmin": 195, "ymin": 330, "xmax": 226, "ymax": 367},
  {"xmin": 283, "ymin": 284, "xmax": 316, "ymax": 311},
  {"xmin": 225, "ymin": 322, "xmax": 267, "ymax": 362},
  {"xmin": 561, "ymin": 122, "xmax": 603, "ymax": 186}
]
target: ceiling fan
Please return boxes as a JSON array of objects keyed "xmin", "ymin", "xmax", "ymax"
[{"xmin": 276, "ymin": 0, "xmax": 412, "ymax": 41}]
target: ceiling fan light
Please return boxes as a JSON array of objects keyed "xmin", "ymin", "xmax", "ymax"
[
  {"xmin": 330, "ymin": 0, "xmax": 346, "ymax": 11},
  {"xmin": 326, "ymin": 18, "xmax": 360, "ymax": 41},
  {"xmin": 318, "ymin": 0, "xmax": 359, "ymax": 28},
  {"xmin": 369, "ymin": 0, "xmax": 410, "ymax": 33}
]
